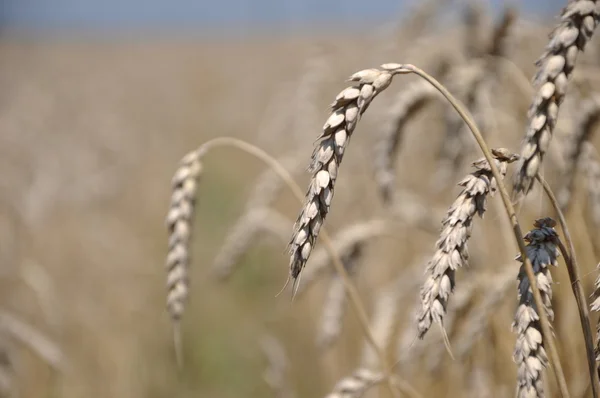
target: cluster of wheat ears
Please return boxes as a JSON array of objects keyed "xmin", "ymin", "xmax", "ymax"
[{"xmin": 165, "ymin": 1, "xmax": 600, "ymax": 397}]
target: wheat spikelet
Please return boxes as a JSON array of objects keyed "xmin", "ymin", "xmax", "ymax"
[
  {"xmin": 325, "ymin": 368, "xmax": 383, "ymax": 398},
  {"xmin": 584, "ymin": 143, "xmax": 600, "ymax": 226},
  {"xmin": 514, "ymin": 0, "xmax": 599, "ymax": 195},
  {"xmin": 165, "ymin": 149, "xmax": 202, "ymax": 322},
  {"xmin": 374, "ymin": 81, "xmax": 438, "ymax": 203},
  {"xmin": 317, "ymin": 245, "xmax": 362, "ymax": 349},
  {"xmin": 558, "ymin": 96, "xmax": 600, "ymax": 209},
  {"xmin": 417, "ymin": 148, "xmax": 519, "ymax": 339},
  {"xmin": 513, "ymin": 218, "xmax": 560, "ymax": 398},
  {"xmin": 289, "ymin": 67, "xmax": 400, "ymax": 285}
]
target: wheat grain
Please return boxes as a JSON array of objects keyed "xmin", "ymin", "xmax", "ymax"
[
  {"xmin": 514, "ymin": 0, "xmax": 599, "ymax": 195},
  {"xmin": 417, "ymin": 148, "xmax": 519, "ymax": 339},
  {"xmin": 513, "ymin": 218, "xmax": 560, "ymax": 398}
]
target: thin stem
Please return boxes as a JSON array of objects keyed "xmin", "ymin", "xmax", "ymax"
[
  {"xmin": 536, "ymin": 174, "xmax": 599, "ymax": 398},
  {"xmin": 398, "ymin": 64, "xmax": 570, "ymax": 398},
  {"xmin": 196, "ymin": 137, "xmax": 419, "ymax": 398}
]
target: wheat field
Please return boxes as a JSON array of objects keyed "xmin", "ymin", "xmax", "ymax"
[{"xmin": 2, "ymin": 1, "xmax": 600, "ymax": 397}]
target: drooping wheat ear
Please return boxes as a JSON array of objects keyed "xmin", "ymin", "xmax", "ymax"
[
  {"xmin": 260, "ymin": 334, "xmax": 295, "ymax": 398},
  {"xmin": 317, "ymin": 244, "xmax": 362, "ymax": 349},
  {"xmin": 558, "ymin": 96, "xmax": 600, "ymax": 210},
  {"xmin": 513, "ymin": 0, "xmax": 599, "ymax": 195},
  {"xmin": 374, "ymin": 80, "xmax": 438, "ymax": 203},
  {"xmin": 325, "ymin": 368, "xmax": 384, "ymax": 398},
  {"xmin": 166, "ymin": 149, "xmax": 202, "ymax": 323},
  {"xmin": 289, "ymin": 67, "xmax": 400, "ymax": 286},
  {"xmin": 417, "ymin": 148, "xmax": 519, "ymax": 339},
  {"xmin": 294, "ymin": 219, "xmax": 388, "ymax": 298},
  {"xmin": 584, "ymin": 143, "xmax": 600, "ymax": 226},
  {"xmin": 513, "ymin": 217, "xmax": 560, "ymax": 398}
]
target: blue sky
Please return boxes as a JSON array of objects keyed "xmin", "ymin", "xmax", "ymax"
[{"xmin": 0, "ymin": 0, "xmax": 567, "ymax": 34}]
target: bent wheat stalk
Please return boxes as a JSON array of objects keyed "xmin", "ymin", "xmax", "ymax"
[
  {"xmin": 166, "ymin": 137, "xmax": 410, "ymax": 397},
  {"xmin": 514, "ymin": 0, "xmax": 599, "ymax": 195}
]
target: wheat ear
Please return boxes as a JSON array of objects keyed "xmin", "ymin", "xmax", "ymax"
[
  {"xmin": 513, "ymin": 0, "xmax": 599, "ymax": 195},
  {"xmin": 558, "ymin": 96, "xmax": 600, "ymax": 209},
  {"xmin": 289, "ymin": 67, "xmax": 401, "ymax": 285},
  {"xmin": 417, "ymin": 148, "xmax": 518, "ymax": 339},
  {"xmin": 166, "ymin": 150, "xmax": 202, "ymax": 324},
  {"xmin": 513, "ymin": 218, "xmax": 560, "ymax": 398}
]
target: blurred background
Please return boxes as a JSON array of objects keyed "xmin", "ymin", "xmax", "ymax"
[{"xmin": 0, "ymin": 0, "xmax": 599, "ymax": 397}]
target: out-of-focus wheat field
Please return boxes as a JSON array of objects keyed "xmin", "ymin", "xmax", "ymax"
[{"xmin": 2, "ymin": 1, "xmax": 600, "ymax": 397}]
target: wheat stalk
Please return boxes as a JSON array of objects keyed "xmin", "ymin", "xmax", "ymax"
[
  {"xmin": 513, "ymin": 0, "xmax": 599, "ymax": 195},
  {"xmin": 417, "ymin": 148, "xmax": 518, "ymax": 339},
  {"xmin": 513, "ymin": 218, "xmax": 560, "ymax": 398}
]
